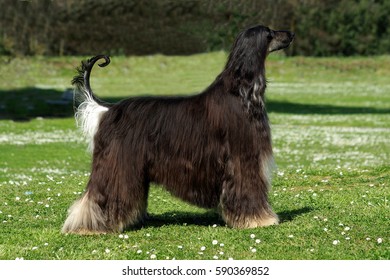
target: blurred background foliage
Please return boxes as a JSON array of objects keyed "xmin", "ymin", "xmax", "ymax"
[{"xmin": 0, "ymin": 0, "xmax": 389, "ymax": 57}]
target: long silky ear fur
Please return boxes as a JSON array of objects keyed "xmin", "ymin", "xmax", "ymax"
[{"xmin": 223, "ymin": 26, "xmax": 269, "ymax": 120}]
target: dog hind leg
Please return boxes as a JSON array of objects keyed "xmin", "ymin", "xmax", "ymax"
[
  {"xmin": 62, "ymin": 140, "xmax": 149, "ymax": 234},
  {"xmin": 61, "ymin": 191, "xmax": 107, "ymax": 235}
]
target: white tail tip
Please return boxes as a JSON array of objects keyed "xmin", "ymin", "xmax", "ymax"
[{"xmin": 74, "ymin": 88, "xmax": 108, "ymax": 152}]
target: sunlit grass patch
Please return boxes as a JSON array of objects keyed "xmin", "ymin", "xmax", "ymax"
[{"xmin": 0, "ymin": 54, "xmax": 389, "ymax": 260}]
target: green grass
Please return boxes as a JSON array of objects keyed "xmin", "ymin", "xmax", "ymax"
[{"xmin": 0, "ymin": 54, "xmax": 389, "ymax": 260}]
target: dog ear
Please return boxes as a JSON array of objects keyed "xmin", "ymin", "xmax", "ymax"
[{"xmin": 229, "ymin": 27, "xmax": 269, "ymax": 66}]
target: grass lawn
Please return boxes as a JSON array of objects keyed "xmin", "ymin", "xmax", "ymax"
[{"xmin": 0, "ymin": 54, "xmax": 389, "ymax": 260}]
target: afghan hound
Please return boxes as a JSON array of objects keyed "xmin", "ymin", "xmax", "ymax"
[{"xmin": 62, "ymin": 25, "xmax": 294, "ymax": 234}]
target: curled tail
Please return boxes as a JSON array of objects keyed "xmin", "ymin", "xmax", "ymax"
[{"xmin": 72, "ymin": 55, "xmax": 110, "ymax": 152}]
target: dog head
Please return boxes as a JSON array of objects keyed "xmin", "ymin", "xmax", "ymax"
[
  {"xmin": 224, "ymin": 25, "xmax": 295, "ymax": 95},
  {"xmin": 237, "ymin": 25, "xmax": 294, "ymax": 55},
  {"xmin": 267, "ymin": 28, "xmax": 295, "ymax": 53}
]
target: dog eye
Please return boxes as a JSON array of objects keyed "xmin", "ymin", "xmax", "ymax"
[{"xmin": 267, "ymin": 31, "xmax": 274, "ymax": 41}]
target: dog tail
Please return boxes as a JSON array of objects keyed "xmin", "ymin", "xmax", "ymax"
[{"xmin": 72, "ymin": 55, "xmax": 110, "ymax": 152}]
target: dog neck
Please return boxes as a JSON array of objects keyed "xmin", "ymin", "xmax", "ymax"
[
  {"xmin": 220, "ymin": 63, "xmax": 267, "ymax": 120},
  {"xmin": 238, "ymin": 74, "xmax": 266, "ymax": 107}
]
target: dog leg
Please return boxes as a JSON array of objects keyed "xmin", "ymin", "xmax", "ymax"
[
  {"xmin": 92, "ymin": 141, "xmax": 149, "ymax": 233},
  {"xmin": 220, "ymin": 156, "xmax": 278, "ymax": 229},
  {"xmin": 62, "ymin": 140, "xmax": 149, "ymax": 234},
  {"xmin": 61, "ymin": 191, "xmax": 107, "ymax": 235},
  {"xmin": 104, "ymin": 178, "xmax": 149, "ymax": 233}
]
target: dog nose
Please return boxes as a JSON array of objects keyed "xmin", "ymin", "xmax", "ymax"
[{"xmin": 290, "ymin": 32, "xmax": 295, "ymax": 39}]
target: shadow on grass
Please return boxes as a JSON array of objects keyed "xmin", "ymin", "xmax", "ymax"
[
  {"xmin": 278, "ymin": 207, "xmax": 314, "ymax": 223},
  {"xmin": 144, "ymin": 211, "xmax": 224, "ymax": 228},
  {"xmin": 0, "ymin": 87, "xmax": 74, "ymax": 121},
  {"xmin": 139, "ymin": 206, "xmax": 313, "ymax": 229},
  {"xmin": 2, "ymin": 87, "xmax": 388, "ymax": 121},
  {"xmin": 268, "ymin": 101, "xmax": 390, "ymax": 115}
]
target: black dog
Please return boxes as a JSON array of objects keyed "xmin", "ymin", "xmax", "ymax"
[{"xmin": 62, "ymin": 25, "xmax": 294, "ymax": 234}]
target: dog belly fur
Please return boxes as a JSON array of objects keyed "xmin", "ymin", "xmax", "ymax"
[{"xmin": 149, "ymin": 152, "xmax": 225, "ymax": 209}]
